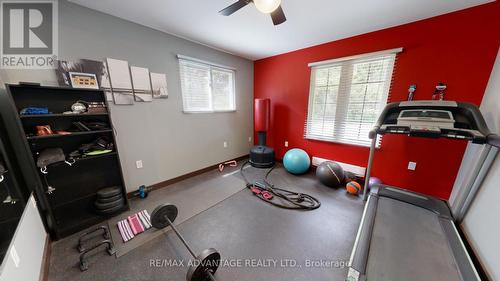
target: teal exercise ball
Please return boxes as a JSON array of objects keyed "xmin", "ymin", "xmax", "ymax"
[{"xmin": 283, "ymin": 148, "xmax": 311, "ymax": 174}]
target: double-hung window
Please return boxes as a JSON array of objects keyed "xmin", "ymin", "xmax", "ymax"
[
  {"xmin": 179, "ymin": 55, "xmax": 236, "ymax": 113},
  {"xmin": 305, "ymin": 49, "xmax": 401, "ymax": 147}
]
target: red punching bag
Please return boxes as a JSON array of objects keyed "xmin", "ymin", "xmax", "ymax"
[
  {"xmin": 254, "ymin": 98, "xmax": 270, "ymax": 133},
  {"xmin": 250, "ymin": 98, "xmax": 275, "ymax": 168}
]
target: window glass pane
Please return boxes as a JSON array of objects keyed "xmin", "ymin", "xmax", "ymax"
[
  {"xmin": 212, "ymin": 69, "xmax": 234, "ymax": 111},
  {"xmin": 326, "ymin": 87, "xmax": 338, "ymax": 104},
  {"xmin": 305, "ymin": 52, "xmax": 396, "ymax": 146},
  {"xmin": 312, "ymin": 103, "xmax": 325, "ymax": 119},
  {"xmin": 367, "ymin": 60, "xmax": 386, "ymax": 82},
  {"xmin": 179, "ymin": 59, "xmax": 235, "ymax": 112},
  {"xmin": 313, "ymin": 88, "xmax": 327, "ymax": 104},
  {"xmin": 349, "ymin": 84, "xmax": 367, "ymax": 103},
  {"xmin": 366, "ymin": 82, "xmax": 383, "ymax": 101},
  {"xmin": 180, "ymin": 61, "xmax": 211, "ymax": 111},
  {"xmin": 346, "ymin": 103, "xmax": 363, "ymax": 122},
  {"xmin": 328, "ymin": 66, "xmax": 342, "ymax": 85},
  {"xmin": 315, "ymin": 68, "xmax": 330, "ymax": 86},
  {"xmin": 352, "ymin": 62, "xmax": 370, "ymax": 83},
  {"xmin": 361, "ymin": 103, "xmax": 378, "ymax": 123}
]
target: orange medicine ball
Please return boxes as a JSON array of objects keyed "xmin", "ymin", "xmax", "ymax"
[{"xmin": 346, "ymin": 181, "xmax": 362, "ymax": 195}]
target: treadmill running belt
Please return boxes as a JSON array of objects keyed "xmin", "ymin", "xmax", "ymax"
[{"xmin": 366, "ymin": 197, "xmax": 462, "ymax": 281}]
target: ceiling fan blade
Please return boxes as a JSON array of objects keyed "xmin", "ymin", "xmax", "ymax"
[
  {"xmin": 219, "ymin": 0, "xmax": 251, "ymax": 16},
  {"xmin": 271, "ymin": 5, "xmax": 286, "ymax": 25}
]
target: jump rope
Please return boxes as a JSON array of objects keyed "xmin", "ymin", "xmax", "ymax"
[{"xmin": 240, "ymin": 161, "xmax": 321, "ymax": 210}]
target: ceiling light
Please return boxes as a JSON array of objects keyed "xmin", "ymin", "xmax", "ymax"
[{"xmin": 253, "ymin": 0, "xmax": 281, "ymax": 14}]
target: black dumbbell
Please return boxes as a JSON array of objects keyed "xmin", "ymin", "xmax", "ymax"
[{"xmin": 151, "ymin": 204, "xmax": 221, "ymax": 281}]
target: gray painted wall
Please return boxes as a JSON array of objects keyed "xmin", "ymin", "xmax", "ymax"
[
  {"xmin": 449, "ymin": 48, "xmax": 500, "ymax": 280},
  {"xmin": 0, "ymin": 0, "xmax": 254, "ymax": 192},
  {"xmin": 0, "ymin": 196, "xmax": 47, "ymax": 281}
]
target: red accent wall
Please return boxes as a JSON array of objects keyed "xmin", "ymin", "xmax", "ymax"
[{"xmin": 254, "ymin": 2, "xmax": 500, "ymax": 199}]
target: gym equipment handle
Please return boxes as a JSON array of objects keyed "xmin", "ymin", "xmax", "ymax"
[{"xmin": 487, "ymin": 134, "xmax": 500, "ymax": 148}]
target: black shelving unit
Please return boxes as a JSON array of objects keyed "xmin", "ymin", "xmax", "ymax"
[
  {"xmin": 0, "ymin": 113, "xmax": 28, "ymax": 263},
  {"xmin": 0, "ymin": 84, "xmax": 129, "ymax": 239}
]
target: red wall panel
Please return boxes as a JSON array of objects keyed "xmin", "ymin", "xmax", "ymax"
[{"xmin": 254, "ymin": 2, "xmax": 500, "ymax": 199}]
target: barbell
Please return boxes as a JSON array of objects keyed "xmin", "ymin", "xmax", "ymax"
[{"xmin": 151, "ymin": 204, "xmax": 221, "ymax": 281}]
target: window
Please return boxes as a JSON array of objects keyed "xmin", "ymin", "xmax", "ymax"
[
  {"xmin": 179, "ymin": 56, "xmax": 236, "ymax": 113},
  {"xmin": 305, "ymin": 49, "xmax": 400, "ymax": 147}
]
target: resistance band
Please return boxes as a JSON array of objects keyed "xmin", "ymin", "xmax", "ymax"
[{"xmin": 240, "ymin": 161, "xmax": 321, "ymax": 210}]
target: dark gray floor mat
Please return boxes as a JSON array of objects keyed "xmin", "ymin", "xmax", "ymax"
[
  {"xmin": 109, "ymin": 165, "xmax": 247, "ymax": 257},
  {"xmin": 48, "ymin": 165, "xmax": 364, "ymax": 281}
]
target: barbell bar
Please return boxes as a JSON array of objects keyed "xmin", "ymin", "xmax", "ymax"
[{"xmin": 151, "ymin": 204, "xmax": 221, "ymax": 281}]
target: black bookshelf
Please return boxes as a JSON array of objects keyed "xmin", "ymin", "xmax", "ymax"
[
  {"xmin": 0, "ymin": 112, "xmax": 28, "ymax": 264},
  {"xmin": 0, "ymin": 84, "xmax": 129, "ymax": 239}
]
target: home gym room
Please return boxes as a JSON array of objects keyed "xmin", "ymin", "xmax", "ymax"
[{"xmin": 0, "ymin": 0, "xmax": 499, "ymax": 280}]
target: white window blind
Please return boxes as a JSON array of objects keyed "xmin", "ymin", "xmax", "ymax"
[
  {"xmin": 305, "ymin": 50, "xmax": 399, "ymax": 147},
  {"xmin": 179, "ymin": 57, "xmax": 236, "ymax": 113}
]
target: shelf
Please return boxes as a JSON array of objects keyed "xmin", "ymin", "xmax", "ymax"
[
  {"xmin": 53, "ymin": 192, "xmax": 97, "ymax": 209},
  {"xmin": 8, "ymin": 84, "xmax": 105, "ymax": 93},
  {"xmin": 36, "ymin": 152, "xmax": 117, "ymax": 170},
  {"xmin": 52, "ymin": 184, "xmax": 122, "ymax": 209},
  {"xmin": 20, "ymin": 112, "xmax": 108, "ymax": 119},
  {"xmin": 56, "ymin": 210, "xmax": 106, "ymax": 237},
  {"xmin": 75, "ymin": 152, "xmax": 117, "ymax": 163},
  {"xmin": 53, "ymin": 194, "xmax": 127, "ymax": 237},
  {"xmin": 26, "ymin": 129, "xmax": 113, "ymax": 140}
]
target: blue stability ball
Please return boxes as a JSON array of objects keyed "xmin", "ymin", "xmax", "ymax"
[{"xmin": 283, "ymin": 148, "xmax": 311, "ymax": 174}]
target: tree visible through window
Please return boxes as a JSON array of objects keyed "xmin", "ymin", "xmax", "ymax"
[{"xmin": 305, "ymin": 51, "xmax": 397, "ymax": 147}]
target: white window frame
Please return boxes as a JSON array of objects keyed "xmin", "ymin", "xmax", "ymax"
[
  {"xmin": 178, "ymin": 55, "xmax": 236, "ymax": 113},
  {"xmin": 305, "ymin": 48, "xmax": 402, "ymax": 147}
]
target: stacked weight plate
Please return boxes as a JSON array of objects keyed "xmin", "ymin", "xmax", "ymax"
[{"xmin": 95, "ymin": 186, "xmax": 125, "ymax": 215}]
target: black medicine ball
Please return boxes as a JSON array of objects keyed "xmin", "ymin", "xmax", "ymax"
[{"xmin": 316, "ymin": 161, "xmax": 345, "ymax": 188}]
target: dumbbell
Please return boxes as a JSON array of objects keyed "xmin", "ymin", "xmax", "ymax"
[{"xmin": 151, "ymin": 204, "xmax": 221, "ymax": 281}]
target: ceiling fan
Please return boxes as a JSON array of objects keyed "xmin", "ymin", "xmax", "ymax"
[{"xmin": 219, "ymin": 0, "xmax": 287, "ymax": 26}]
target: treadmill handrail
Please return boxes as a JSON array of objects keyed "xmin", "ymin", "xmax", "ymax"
[
  {"xmin": 369, "ymin": 101, "xmax": 493, "ymax": 143},
  {"xmin": 487, "ymin": 134, "xmax": 500, "ymax": 148}
]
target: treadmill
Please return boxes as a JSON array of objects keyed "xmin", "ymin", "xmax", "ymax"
[{"xmin": 347, "ymin": 100, "xmax": 500, "ymax": 281}]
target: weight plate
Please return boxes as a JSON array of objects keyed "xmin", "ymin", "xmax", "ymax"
[
  {"xmin": 97, "ymin": 186, "xmax": 122, "ymax": 198},
  {"xmin": 96, "ymin": 193, "xmax": 123, "ymax": 203},
  {"xmin": 151, "ymin": 204, "xmax": 178, "ymax": 229},
  {"xmin": 94, "ymin": 197, "xmax": 125, "ymax": 210},
  {"xmin": 186, "ymin": 248, "xmax": 221, "ymax": 281},
  {"xmin": 95, "ymin": 201, "xmax": 125, "ymax": 215}
]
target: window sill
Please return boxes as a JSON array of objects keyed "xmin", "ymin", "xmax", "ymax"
[
  {"xmin": 182, "ymin": 110, "xmax": 237, "ymax": 114},
  {"xmin": 305, "ymin": 136, "xmax": 381, "ymax": 149}
]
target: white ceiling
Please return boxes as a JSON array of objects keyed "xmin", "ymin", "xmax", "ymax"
[{"xmin": 69, "ymin": 0, "xmax": 492, "ymax": 60}]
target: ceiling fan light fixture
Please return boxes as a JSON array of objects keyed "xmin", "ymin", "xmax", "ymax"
[{"xmin": 253, "ymin": 0, "xmax": 281, "ymax": 14}]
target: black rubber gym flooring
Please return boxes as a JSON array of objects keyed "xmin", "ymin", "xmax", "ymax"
[{"xmin": 47, "ymin": 163, "xmax": 364, "ymax": 281}]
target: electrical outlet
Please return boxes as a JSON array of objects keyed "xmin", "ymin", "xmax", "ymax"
[
  {"xmin": 10, "ymin": 246, "xmax": 20, "ymax": 268},
  {"xmin": 285, "ymin": 141, "xmax": 289, "ymax": 147},
  {"xmin": 408, "ymin": 161, "xmax": 417, "ymax": 171},
  {"xmin": 136, "ymin": 160, "xmax": 143, "ymax": 169},
  {"xmin": 248, "ymin": 137, "xmax": 252, "ymax": 142},
  {"xmin": 223, "ymin": 141, "xmax": 228, "ymax": 148}
]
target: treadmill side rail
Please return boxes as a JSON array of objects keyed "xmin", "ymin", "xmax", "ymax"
[
  {"xmin": 347, "ymin": 194, "xmax": 379, "ymax": 281},
  {"xmin": 439, "ymin": 218, "xmax": 482, "ymax": 281}
]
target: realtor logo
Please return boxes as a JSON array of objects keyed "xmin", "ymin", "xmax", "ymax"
[{"xmin": 1, "ymin": 0, "xmax": 58, "ymax": 69}]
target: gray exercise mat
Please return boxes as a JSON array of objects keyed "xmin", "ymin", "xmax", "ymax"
[
  {"xmin": 48, "ymin": 165, "xmax": 365, "ymax": 281},
  {"xmin": 108, "ymin": 166, "xmax": 248, "ymax": 257},
  {"xmin": 366, "ymin": 197, "xmax": 462, "ymax": 281}
]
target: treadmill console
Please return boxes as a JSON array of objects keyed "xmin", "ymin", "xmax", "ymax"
[{"xmin": 375, "ymin": 101, "xmax": 490, "ymax": 143}]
